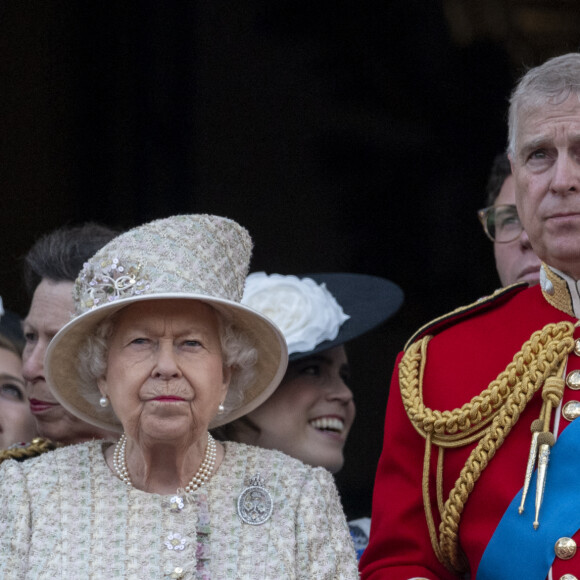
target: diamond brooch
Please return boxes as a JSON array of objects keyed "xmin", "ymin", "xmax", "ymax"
[{"xmin": 237, "ymin": 474, "xmax": 273, "ymax": 525}]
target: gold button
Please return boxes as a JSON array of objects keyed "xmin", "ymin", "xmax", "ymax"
[
  {"xmin": 555, "ymin": 537, "xmax": 577, "ymax": 560},
  {"xmin": 562, "ymin": 401, "xmax": 580, "ymax": 421},
  {"xmin": 574, "ymin": 339, "xmax": 580, "ymax": 356},
  {"xmin": 560, "ymin": 575, "xmax": 578, "ymax": 580},
  {"xmin": 567, "ymin": 370, "xmax": 580, "ymax": 390}
]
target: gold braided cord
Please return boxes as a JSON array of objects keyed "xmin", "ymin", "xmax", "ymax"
[
  {"xmin": 399, "ymin": 321, "xmax": 576, "ymax": 574},
  {"xmin": 0, "ymin": 438, "xmax": 59, "ymax": 465},
  {"xmin": 439, "ymin": 340, "xmax": 571, "ymax": 572},
  {"xmin": 436, "ymin": 448, "xmax": 445, "ymax": 516},
  {"xmin": 402, "ymin": 338, "xmax": 505, "ymax": 446},
  {"xmin": 422, "ymin": 433, "xmax": 443, "ymax": 563}
]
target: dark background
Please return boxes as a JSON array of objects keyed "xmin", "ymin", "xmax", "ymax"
[{"xmin": 1, "ymin": 0, "xmax": 579, "ymax": 518}]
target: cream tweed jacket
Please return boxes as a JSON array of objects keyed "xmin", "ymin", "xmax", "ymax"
[{"xmin": 0, "ymin": 440, "xmax": 358, "ymax": 579}]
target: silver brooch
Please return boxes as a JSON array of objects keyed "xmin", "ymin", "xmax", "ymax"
[
  {"xmin": 237, "ymin": 474, "xmax": 273, "ymax": 525},
  {"xmin": 75, "ymin": 257, "xmax": 151, "ymax": 311}
]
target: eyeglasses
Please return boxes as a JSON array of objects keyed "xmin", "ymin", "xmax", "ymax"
[{"xmin": 477, "ymin": 204, "xmax": 524, "ymax": 243}]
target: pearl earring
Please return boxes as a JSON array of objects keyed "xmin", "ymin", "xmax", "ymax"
[
  {"xmin": 99, "ymin": 395, "xmax": 109, "ymax": 408},
  {"xmin": 218, "ymin": 403, "xmax": 225, "ymax": 414}
]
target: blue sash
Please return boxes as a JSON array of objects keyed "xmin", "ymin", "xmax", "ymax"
[{"xmin": 477, "ymin": 417, "xmax": 580, "ymax": 579}]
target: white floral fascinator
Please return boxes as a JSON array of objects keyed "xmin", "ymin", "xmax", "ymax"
[{"xmin": 243, "ymin": 272, "xmax": 404, "ymax": 360}]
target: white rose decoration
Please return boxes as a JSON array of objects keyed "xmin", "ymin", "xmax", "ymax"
[{"xmin": 242, "ymin": 272, "xmax": 349, "ymax": 355}]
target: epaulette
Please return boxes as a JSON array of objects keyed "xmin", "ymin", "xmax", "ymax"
[{"xmin": 404, "ymin": 282, "xmax": 527, "ymax": 351}]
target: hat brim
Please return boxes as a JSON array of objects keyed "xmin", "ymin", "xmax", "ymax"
[
  {"xmin": 289, "ymin": 273, "xmax": 404, "ymax": 361},
  {"xmin": 45, "ymin": 293, "xmax": 288, "ymax": 432}
]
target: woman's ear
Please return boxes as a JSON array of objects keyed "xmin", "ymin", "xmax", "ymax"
[
  {"xmin": 97, "ymin": 376, "xmax": 108, "ymax": 397},
  {"xmin": 222, "ymin": 365, "xmax": 232, "ymax": 392}
]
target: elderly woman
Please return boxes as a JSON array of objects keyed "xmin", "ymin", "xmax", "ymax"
[
  {"xmin": 216, "ymin": 271, "xmax": 403, "ymax": 557},
  {"xmin": 0, "ymin": 215, "xmax": 358, "ymax": 579}
]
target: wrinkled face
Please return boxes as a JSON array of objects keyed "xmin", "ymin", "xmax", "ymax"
[
  {"xmin": 0, "ymin": 346, "xmax": 37, "ymax": 448},
  {"xmin": 22, "ymin": 279, "xmax": 112, "ymax": 444},
  {"xmin": 241, "ymin": 345, "xmax": 355, "ymax": 473},
  {"xmin": 493, "ymin": 175, "xmax": 542, "ymax": 287},
  {"xmin": 511, "ymin": 95, "xmax": 580, "ymax": 279},
  {"xmin": 98, "ymin": 300, "xmax": 231, "ymax": 445}
]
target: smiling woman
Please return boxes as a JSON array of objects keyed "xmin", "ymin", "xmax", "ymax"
[
  {"xmin": 217, "ymin": 272, "xmax": 403, "ymax": 471},
  {"xmin": 0, "ymin": 214, "xmax": 360, "ymax": 579}
]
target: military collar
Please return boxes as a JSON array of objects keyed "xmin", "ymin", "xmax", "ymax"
[{"xmin": 540, "ymin": 263, "xmax": 580, "ymax": 319}]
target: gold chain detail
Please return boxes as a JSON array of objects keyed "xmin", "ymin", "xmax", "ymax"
[
  {"xmin": 0, "ymin": 437, "xmax": 59, "ymax": 465},
  {"xmin": 399, "ymin": 321, "xmax": 576, "ymax": 574}
]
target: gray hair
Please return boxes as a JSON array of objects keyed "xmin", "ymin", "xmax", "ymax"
[
  {"xmin": 76, "ymin": 305, "xmax": 258, "ymax": 419},
  {"xmin": 508, "ymin": 53, "xmax": 580, "ymax": 156}
]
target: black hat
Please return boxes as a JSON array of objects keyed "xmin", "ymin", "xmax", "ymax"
[{"xmin": 242, "ymin": 272, "xmax": 404, "ymax": 361}]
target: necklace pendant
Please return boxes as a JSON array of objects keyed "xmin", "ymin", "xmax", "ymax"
[{"xmin": 237, "ymin": 474, "xmax": 273, "ymax": 525}]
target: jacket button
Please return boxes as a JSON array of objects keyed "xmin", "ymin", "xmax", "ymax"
[
  {"xmin": 567, "ymin": 370, "xmax": 580, "ymax": 390},
  {"xmin": 574, "ymin": 338, "xmax": 580, "ymax": 356},
  {"xmin": 562, "ymin": 401, "xmax": 580, "ymax": 422},
  {"xmin": 559, "ymin": 575, "xmax": 578, "ymax": 580},
  {"xmin": 555, "ymin": 537, "xmax": 577, "ymax": 560}
]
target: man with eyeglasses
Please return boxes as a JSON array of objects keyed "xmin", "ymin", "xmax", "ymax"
[
  {"xmin": 478, "ymin": 153, "xmax": 542, "ymax": 287},
  {"xmin": 361, "ymin": 52, "xmax": 580, "ymax": 580}
]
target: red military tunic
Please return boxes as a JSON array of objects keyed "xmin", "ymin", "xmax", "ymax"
[{"xmin": 360, "ymin": 265, "xmax": 580, "ymax": 580}]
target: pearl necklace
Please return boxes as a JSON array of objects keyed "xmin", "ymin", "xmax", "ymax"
[{"xmin": 112, "ymin": 432, "xmax": 217, "ymax": 493}]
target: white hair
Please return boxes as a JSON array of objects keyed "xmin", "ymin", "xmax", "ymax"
[
  {"xmin": 508, "ymin": 53, "xmax": 580, "ymax": 156},
  {"xmin": 76, "ymin": 304, "xmax": 258, "ymax": 416}
]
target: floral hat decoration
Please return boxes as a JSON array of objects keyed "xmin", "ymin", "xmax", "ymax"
[
  {"xmin": 45, "ymin": 214, "xmax": 288, "ymax": 431},
  {"xmin": 242, "ymin": 272, "xmax": 404, "ymax": 361}
]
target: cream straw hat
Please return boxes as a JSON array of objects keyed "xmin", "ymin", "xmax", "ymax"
[{"xmin": 45, "ymin": 214, "xmax": 288, "ymax": 431}]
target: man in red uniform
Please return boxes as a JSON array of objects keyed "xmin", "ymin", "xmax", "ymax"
[{"xmin": 360, "ymin": 52, "xmax": 580, "ymax": 580}]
